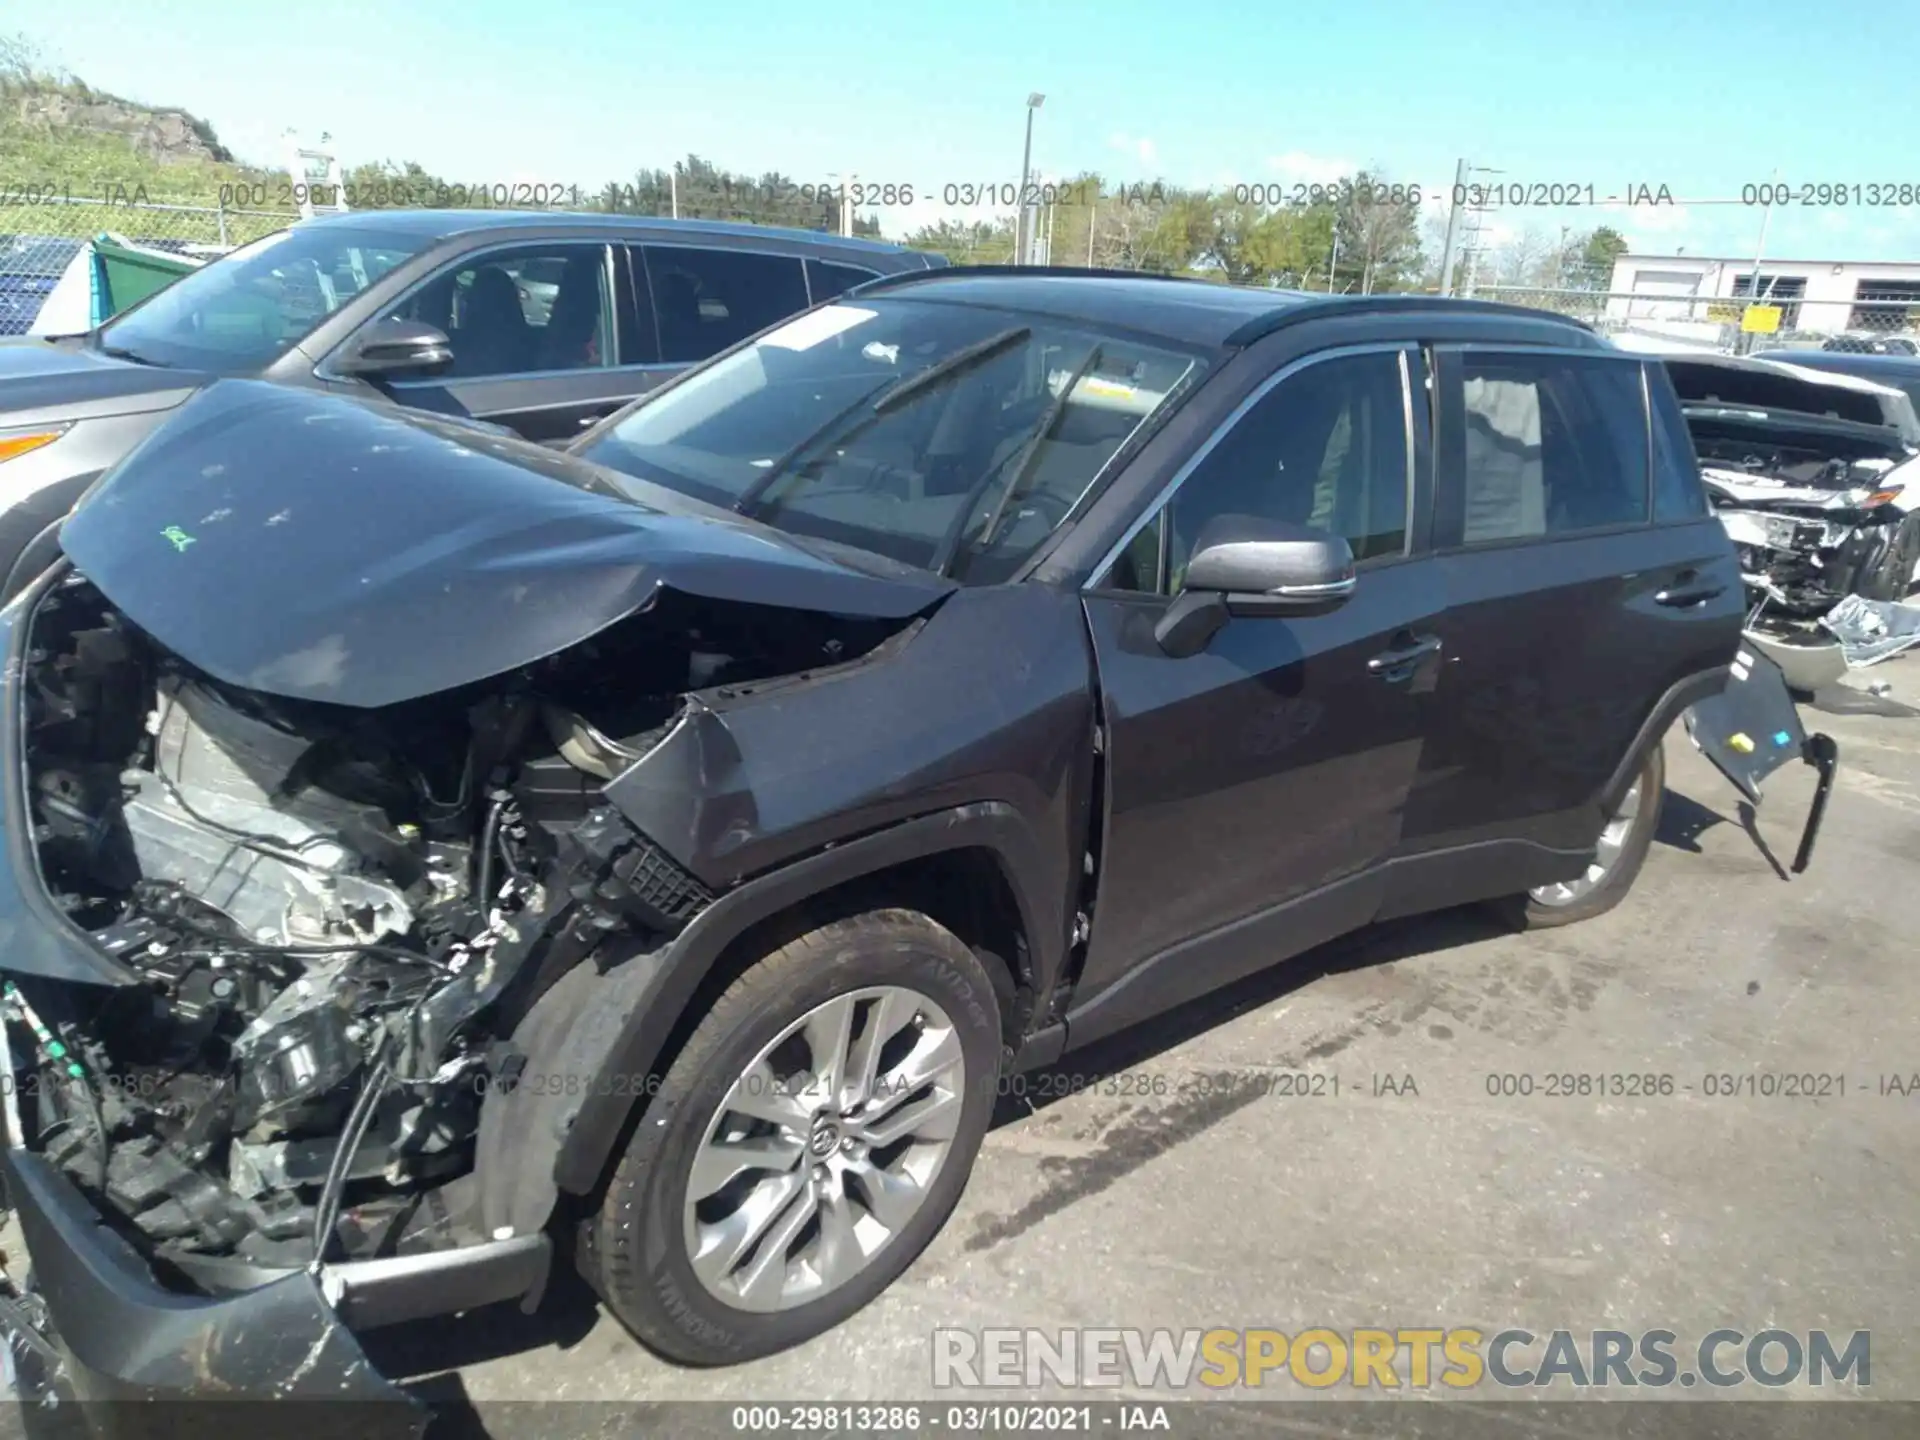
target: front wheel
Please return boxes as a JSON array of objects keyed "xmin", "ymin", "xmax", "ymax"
[
  {"xmin": 577, "ymin": 909, "xmax": 1002, "ymax": 1365},
  {"xmin": 1861, "ymin": 513, "xmax": 1920, "ymax": 602},
  {"xmin": 1491, "ymin": 739, "xmax": 1665, "ymax": 930}
]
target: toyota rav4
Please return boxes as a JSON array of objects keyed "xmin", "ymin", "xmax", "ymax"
[{"xmin": 0, "ymin": 270, "xmax": 1810, "ymax": 1413}]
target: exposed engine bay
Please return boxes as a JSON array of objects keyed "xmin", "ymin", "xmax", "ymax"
[
  {"xmin": 9, "ymin": 573, "xmax": 899, "ymax": 1272},
  {"xmin": 1691, "ymin": 408, "xmax": 1914, "ymax": 620}
]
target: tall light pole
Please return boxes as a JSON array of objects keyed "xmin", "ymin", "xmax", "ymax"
[{"xmin": 1015, "ymin": 93, "xmax": 1045, "ymax": 265}]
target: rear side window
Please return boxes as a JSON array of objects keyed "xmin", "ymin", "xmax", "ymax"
[
  {"xmin": 1646, "ymin": 363, "xmax": 1710, "ymax": 521},
  {"xmin": 1452, "ymin": 352, "xmax": 1650, "ymax": 543},
  {"xmin": 643, "ymin": 245, "xmax": 810, "ymax": 363},
  {"xmin": 807, "ymin": 258, "xmax": 880, "ymax": 302}
]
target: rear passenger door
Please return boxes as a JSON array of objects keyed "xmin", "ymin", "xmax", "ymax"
[
  {"xmin": 363, "ymin": 241, "xmax": 650, "ymax": 443},
  {"xmin": 1395, "ymin": 346, "xmax": 1743, "ymax": 875}
]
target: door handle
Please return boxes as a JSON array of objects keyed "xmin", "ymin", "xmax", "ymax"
[
  {"xmin": 1655, "ymin": 583, "xmax": 1725, "ymax": 607},
  {"xmin": 1367, "ymin": 634, "xmax": 1443, "ymax": 677}
]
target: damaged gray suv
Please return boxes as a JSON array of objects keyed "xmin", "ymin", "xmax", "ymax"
[{"xmin": 0, "ymin": 269, "xmax": 1824, "ymax": 1410}]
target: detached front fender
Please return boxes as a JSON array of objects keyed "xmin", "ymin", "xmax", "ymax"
[{"xmin": 475, "ymin": 801, "xmax": 1053, "ymax": 1234}]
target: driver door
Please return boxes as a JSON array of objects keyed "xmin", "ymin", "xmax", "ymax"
[{"xmin": 1067, "ymin": 343, "xmax": 1446, "ymax": 1045}]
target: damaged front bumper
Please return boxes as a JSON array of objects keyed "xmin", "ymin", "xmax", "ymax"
[
  {"xmin": 1684, "ymin": 640, "xmax": 1840, "ymax": 875},
  {"xmin": 0, "ymin": 1148, "xmax": 425, "ymax": 1432},
  {"xmin": 0, "ymin": 583, "xmax": 539, "ymax": 1425}
]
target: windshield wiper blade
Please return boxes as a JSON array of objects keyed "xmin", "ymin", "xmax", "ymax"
[
  {"xmin": 871, "ymin": 326, "xmax": 1031, "ymax": 415},
  {"xmin": 735, "ymin": 326, "xmax": 1033, "ymax": 521},
  {"xmin": 93, "ymin": 341, "xmax": 158, "ymax": 366},
  {"xmin": 931, "ymin": 342, "xmax": 1105, "ymax": 578},
  {"xmin": 732, "ymin": 376, "xmax": 898, "ymax": 518}
]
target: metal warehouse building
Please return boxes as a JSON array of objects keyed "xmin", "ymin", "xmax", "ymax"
[{"xmin": 1604, "ymin": 253, "xmax": 1920, "ymax": 343}]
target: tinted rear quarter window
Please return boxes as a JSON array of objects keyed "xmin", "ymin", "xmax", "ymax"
[
  {"xmin": 644, "ymin": 245, "xmax": 810, "ymax": 363},
  {"xmin": 807, "ymin": 257, "xmax": 880, "ymax": 302},
  {"xmin": 1453, "ymin": 351, "xmax": 1649, "ymax": 545}
]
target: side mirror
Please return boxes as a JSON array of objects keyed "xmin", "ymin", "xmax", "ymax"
[
  {"xmin": 1154, "ymin": 517, "xmax": 1356, "ymax": 658},
  {"xmin": 334, "ymin": 317, "xmax": 454, "ymax": 378}
]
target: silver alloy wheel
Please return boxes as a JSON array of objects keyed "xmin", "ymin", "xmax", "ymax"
[
  {"xmin": 1529, "ymin": 775, "xmax": 1643, "ymax": 907},
  {"xmin": 682, "ymin": 986, "xmax": 967, "ymax": 1313}
]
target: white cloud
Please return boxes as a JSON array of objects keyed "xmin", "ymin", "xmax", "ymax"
[
  {"xmin": 1473, "ymin": 218, "xmax": 1521, "ymax": 249},
  {"xmin": 1265, "ymin": 150, "xmax": 1358, "ymax": 186},
  {"xmin": 1107, "ymin": 132, "xmax": 1159, "ymax": 168}
]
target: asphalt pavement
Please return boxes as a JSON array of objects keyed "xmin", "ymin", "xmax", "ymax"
[{"xmin": 339, "ymin": 658, "xmax": 1920, "ymax": 1438}]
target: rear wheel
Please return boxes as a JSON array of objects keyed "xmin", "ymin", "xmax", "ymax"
[
  {"xmin": 577, "ymin": 909, "xmax": 1001, "ymax": 1365},
  {"xmin": 1492, "ymin": 740, "xmax": 1665, "ymax": 930}
]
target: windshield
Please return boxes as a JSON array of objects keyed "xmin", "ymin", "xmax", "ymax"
[
  {"xmin": 578, "ymin": 297, "xmax": 1202, "ymax": 582},
  {"xmin": 96, "ymin": 224, "xmax": 428, "ymax": 371}
]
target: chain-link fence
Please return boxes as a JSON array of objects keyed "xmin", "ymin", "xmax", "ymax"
[
  {"xmin": 0, "ymin": 195, "xmax": 302, "ymax": 334},
  {"xmin": 8, "ymin": 189, "xmax": 1920, "ymax": 365},
  {"xmin": 1465, "ymin": 285, "xmax": 1920, "ymax": 356}
]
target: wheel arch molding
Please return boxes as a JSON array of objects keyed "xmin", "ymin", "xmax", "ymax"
[{"xmin": 474, "ymin": 801, "xmax": 1059, "ymax": 1233}]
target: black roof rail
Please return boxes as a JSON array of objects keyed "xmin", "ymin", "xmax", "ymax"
[
  {"xmin": 1219, "ymin": 293, "xmax": 1602, "ymax": 348},
  {"xmin": 847, "ymin": 264, "xmax": 1201, "ymax": 296}
]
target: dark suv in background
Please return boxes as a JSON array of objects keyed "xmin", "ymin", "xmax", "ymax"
[
  {"xmin": 0, "ymin": 210, "xmax": 940, "ymax": 597},
  {"xmin": 0, "ymin": 271, "xmax": 1781, "ymax": 1411}
]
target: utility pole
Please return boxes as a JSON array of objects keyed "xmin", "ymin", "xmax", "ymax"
[
  {"xmin": 842, "ymin": 174, "xmax": 855, "ymax": 238},
  {"xmin": 1015, "ymin": 93, "xmax": 1045, "ymax": 265},
  {"xmin": 670, "ymin": 166, "xmax": 679, "ymax": 219},
  {"xmin": 1741, "ymin": 168, "xmax": 1778, "ymax": 355},
  {"xmin": 1747, "ymin": 167, "xmax": 1777, "ymax": 303},
  {"xmin": 1438, "ymin": 157, "xmax": 1468, "ymax": 295},
  {"xmin": 1087, "ymin": 195, "xmax": 1096, "ymax": 266}
]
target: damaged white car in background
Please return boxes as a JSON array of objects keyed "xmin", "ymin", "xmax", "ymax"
[{"xmin": 1659, "ymin": 351, "xmax": 1920, "ymax": 683}]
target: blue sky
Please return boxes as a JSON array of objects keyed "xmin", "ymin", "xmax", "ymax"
[{"xmin": 20, "ymin": 0, "xmax": 1920, "ymax": 263}]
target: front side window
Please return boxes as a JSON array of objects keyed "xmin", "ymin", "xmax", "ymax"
[
  {"xmin": 385, "ymin": 243, "xmax": 612, "ymax": 379},
  {"xmin": 96, "ymin": 224, "xmax": 426, "ymax": 371},
  {"xmin": 645, "ymin": 245, "xmax": 810, "ymax": 363},
  {"xmin": 1455, "ymin": 352, "xmax": 1649, "ymax": 544},
  {"xmin": 579, "ymin": 297, "xmax": 1202, "ymax": 581},
  {"xmin": 1157, "ymin": 350, "xmax": 1409, "ymax": 592}
]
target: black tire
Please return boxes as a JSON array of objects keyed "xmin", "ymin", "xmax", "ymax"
[
  {"xmin": 1861, "ymin": 513, "xmax": 1920, "ymax": 602},
  {"xmin": 1490, "ymin": 739, "xmax": 1665, "ymax": 930},
  {"xmin": 577, "ymin": 908, "xmax": 1002, "ymax": 1366}
]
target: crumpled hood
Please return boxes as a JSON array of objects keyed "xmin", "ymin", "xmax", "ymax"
[
  {"xmin": 1665, "ymin": 352, "xmax": 1919, "ymax": 442},
  {"xmin": 59, "ymin": 380, "xmax": 954, "ymax": 708},
  {"xmin": 0, "ymin": 335, "xmax": 205, "ymax": 426}
]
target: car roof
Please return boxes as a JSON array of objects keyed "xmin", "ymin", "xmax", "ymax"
[
  {"xmin": 849, "ymin": 268, "xmax": 1598, "ymax": 348},
  {"xmin": 296, "ymin": 207, "xmax": 924, "ymax": 261}
]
